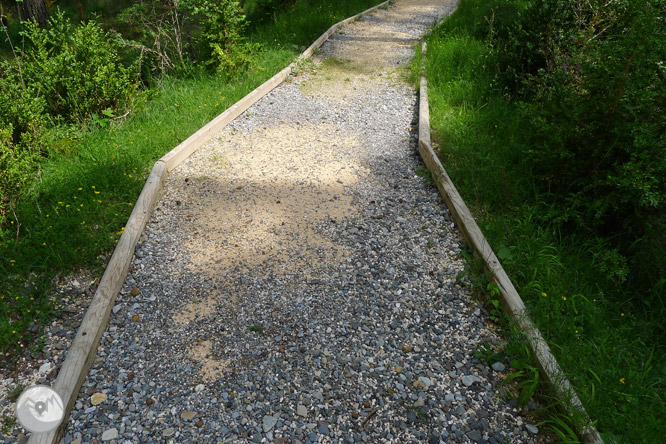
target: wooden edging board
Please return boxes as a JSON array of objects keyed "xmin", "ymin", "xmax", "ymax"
[
  {"xmin": 27, "ymin": 2, "xmax": 392, "ymax": 443},
  {"xmin": 417, "ymin": 41, "xmax": 604, "ymax": 444}
]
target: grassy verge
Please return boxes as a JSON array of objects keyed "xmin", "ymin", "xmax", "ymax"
[
  {"xmin": 0, "ymin": 0, "xmax": 385, "ymax": 367},
  {"xmin": 419, "ymin": 1, "xmax": 666, "ymax": 443}
]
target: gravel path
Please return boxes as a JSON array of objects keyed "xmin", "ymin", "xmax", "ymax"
[{"xmin": 47, "ymin": 1, "xmax": 544, "ymax": 443}]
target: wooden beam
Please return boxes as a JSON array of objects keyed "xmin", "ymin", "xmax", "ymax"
[
  {"xmin": 28, "ymin": 161, "xmax": 167, "ymax": 444},
  {"xmin": 418, "ymin": 43, "xmax": 604, "ymax": 444}
]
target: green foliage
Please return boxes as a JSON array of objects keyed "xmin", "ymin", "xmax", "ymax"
[
  {"xmin": 0, "ymin": 125, "xmax": 40, "ymax": 225},
  {"xmin": 0, "ymin": 9, "xmax": 138, "ymax": 228},
  {"xmin": 0, "ymin": 64, "xmax": 47, "ymax": 143},
  {"xmin": 181, "ymin": 0, "xmax": 256, "ymax": 74},
  {"xmin": 20, "ymin": 10, "xmax": 138, "ymax": 123},
  {"xmin": 493, "ymin": 0, "xmax": 666, "ymax": 288},
  {"xmin": 244, "ymin": 0, "xmax": 296, "ymax": 25},
  {"xmin": 502, "ymin": 356, "xmax": 540, "ymax": 407},
  {"xmin": 415, "ymin": 166, "xmax": 433, "ymax": 183},
  {"xmin": 118, "ymin": 0, "xmax": 254, "ymax": 76},
  {"xmin": 423, "ymin": 0, "xmax": 666, "ymax": 441},
  {"xmin": 116, "ymin": 0, "xmax": 192, "ymax": 76}
]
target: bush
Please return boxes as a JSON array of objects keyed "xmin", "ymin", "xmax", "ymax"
[
  {"xmin": 495, "ymin": 0, "xmax": 666, "ymax": 232},
  {"xmin": 0, "ymin": 126, "xmax": 40, "ymax": 228},
  {"xmin": 118, "ymin": 0, "xmax": 254, "ymax": 76},
  {"xmin": 485, "ymin": 0, "xmax": 666, "ymax": 316},
  {"xmin": 0, "ymin": 64, "xmax": 46, "ymax": 143},
  {"xmin": 0, "ymin": 10, "xmax": 138, "ymax": 228},
  {"xmin": 182, "ymin": 0, "xmax": 257, "ymax": 74},
  {"xmin": 20, "ymin": 10, "xmax": 138, "ymax": 123}
]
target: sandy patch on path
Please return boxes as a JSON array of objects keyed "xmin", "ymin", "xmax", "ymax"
[
  {"xmin": 301, "ymin": 0, "xmax": 446, "ymax": 102},
  {"xmin": 176, "ymin": 123, "xmax": 366, "ymax": 276},
  {"xmin": 188, "ymin": 340, "xmax": 231, "ymax": 382}
]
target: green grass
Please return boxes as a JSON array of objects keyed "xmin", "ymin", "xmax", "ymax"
[
  {"xmin": 419, "ymin": 0, "xmax": 666, "ymax": 442},
  {"xmin": 0, "ymin": 0, "xmax": 385, "ymax": 367}
]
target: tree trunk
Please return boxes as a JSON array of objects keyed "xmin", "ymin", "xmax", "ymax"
[{"xmin": 21, "ymin": 0, "xmax": 49, "ymax": 26}]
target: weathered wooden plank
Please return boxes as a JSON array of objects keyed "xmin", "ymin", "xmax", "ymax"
[
  {"xmin": 28, "ymin": 161, "xmax": 167, "ymax": 444},
  {"xmin": 418, "ymin": 47, "xmax": 604, "ymax": 444}
]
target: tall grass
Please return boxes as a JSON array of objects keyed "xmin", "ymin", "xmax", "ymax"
[
  {"xmin": 0, "ymin": 0, "xmax": 384, "ymax": 365},
  {"xmin": 420, "ymin": 0, "xmax": 666, "ymax": 442}
]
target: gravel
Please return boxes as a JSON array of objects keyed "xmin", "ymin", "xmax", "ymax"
[{"xmin": 19, "ymin": 1, "xmax": 546, "ymax": 443}]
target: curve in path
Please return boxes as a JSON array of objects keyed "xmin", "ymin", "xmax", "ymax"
[{"xmin": 63, "ymin": 1, "xmax": 546, "ymax": 443}]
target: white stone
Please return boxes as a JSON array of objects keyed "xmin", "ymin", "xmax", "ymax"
[
  {"xmin": 263, "ymin": 415, "xmax": 278, "ymax": 432},
  {"xmin": 491, "ymin": 362, "xmax": 506, "ymax": 372},
  {"xmin": 101, "ymin": 428, "xmax": 118, "ymax": 441},
  {"xmin": 461, "ymin": 375, "xmax": 480, "ymax": 387}
]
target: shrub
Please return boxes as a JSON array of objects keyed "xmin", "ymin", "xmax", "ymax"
[
  {"xmin": 0, "ymin": 10, "xmax": 138, "ymax": 228},
  {"xmin": 0, "ymin": 127, "xmax": 40, "ymax": 228},
  {"xmin": 116, "ymin": 0, "xmax": 191, "ymax": 76},
  {"xmin": 19, "ymin": 10, "xmax": 138, "ymax": 123},
  {"xmin": 118, "ymin": 0, "xmax": 254, "ymax": 76},
  {"xmin": 0, "ymin": 62, "xmax": 46, "ymax": 143},
  {"xmin": 487, "ymin": 0, "xmax": 666, "ymax": 314},
  {"xmin": 182, "ymin": 0, "xmax": 258, "ymax": 74}
]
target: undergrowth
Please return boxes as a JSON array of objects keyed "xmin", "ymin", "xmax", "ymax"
[{"xmin": 418, "ymin": 0, "xmax": 666, "ymax": 442}]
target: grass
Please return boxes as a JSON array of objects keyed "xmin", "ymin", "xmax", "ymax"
[
  {"xmin": 418, "ymin": 0, "xmax": 666, "ymax": 442},
  {"xmin": 0, "ymin": 0, "xmax": 386, "ymax": 368}
]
